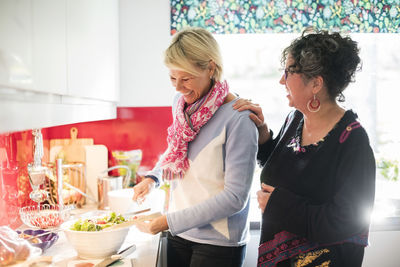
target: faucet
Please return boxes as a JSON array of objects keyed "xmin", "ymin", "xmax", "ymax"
[{"xmin": 56, "ymin": 158, "xmax": 64, "ymax": 209}]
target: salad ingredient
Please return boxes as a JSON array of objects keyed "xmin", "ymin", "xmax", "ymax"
[{"xmin": 70, "ymin": 212, "xmax": 126, "ymax": 232}]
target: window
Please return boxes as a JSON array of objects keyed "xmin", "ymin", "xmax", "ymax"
[{"xmin": 215, "ymin": 33, "xmax": 400, "ymax": 223}]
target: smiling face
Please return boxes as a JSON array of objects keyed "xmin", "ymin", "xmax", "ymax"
[
  {"xmin": 279, "ymin": 55, "xmax": 314, "ymax": 112},
  {"xmin": 169, "ymin": 67, "xmax": 213, "ymax": 105}
]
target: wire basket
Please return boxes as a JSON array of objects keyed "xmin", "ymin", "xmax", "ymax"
[{"xmin": 19, "ymin": 204, "xmax": 73, "ymax": 229}]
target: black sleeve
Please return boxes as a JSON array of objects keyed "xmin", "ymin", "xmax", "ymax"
[
  {"xmin": 257, "ymin": 111, "xmax": 297, "ymax": 167},
  {"xmin": 257, "ymin": 130, "xmax": 274, "ymax": 166},
  {"xmin": 145, "ymin": 175, "xmax": 160, "ymax": 187},
  {"xmin": 263, "ymin": 143, "xmax": 376, "ymax": 244}
]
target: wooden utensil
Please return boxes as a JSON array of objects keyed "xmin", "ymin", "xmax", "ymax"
[
  {"xmin": 123, "ymin": 208, "xmax": 151, "ymax": 218},
  {"xmin": 103, "ymin": 212, "xmax": 162, "ymax": 231},
  {"xmin": 23, "ymin": 229, "xmax": 62, "ymax": 241}
]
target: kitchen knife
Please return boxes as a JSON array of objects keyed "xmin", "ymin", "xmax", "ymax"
[{"xmin": 94, "ymin": 244, "xmax": 136, "ymax": 267}]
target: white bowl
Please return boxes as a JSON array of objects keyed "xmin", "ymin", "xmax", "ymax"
[
  {"xmin": 108, "ymin": 188, "xmax": 165, "ymax": 214},
  {"xmin": 61, "ymin": 218, "xmax": 130, "ymax": 259},
  {"xmin": 107, "ymin": 188, "xmax": 138, "ymax": 214}
]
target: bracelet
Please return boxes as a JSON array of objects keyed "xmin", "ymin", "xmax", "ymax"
[
  {"xmin": 257, "ymin": 123, "xmax": 266, "ymax": 129},
  {"xmin": 144, "ymin": 175, "xmax": 160, "ymax": 187}
]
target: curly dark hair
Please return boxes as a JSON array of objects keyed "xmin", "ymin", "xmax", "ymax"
[{"xmin": 281, "ymin": 28, "xmax": 361, "ymax": 102}]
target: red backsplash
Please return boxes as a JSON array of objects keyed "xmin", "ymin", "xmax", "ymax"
[{"xmin": 0, "ymin": 106, "xmax": 172, "ymax": 228}]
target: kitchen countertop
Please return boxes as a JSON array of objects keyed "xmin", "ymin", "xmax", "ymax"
[
  {"xmin": 43, "ymin": 226, "xmax": 161, "ymax": 267},
  {"xmin": 43, "ymin": 202, "xmax": 163, "ymax": 267},
  {"xmin": 16, "ymin": 189, "xmax": 166, "ymax": 266},
  {"xmin": 17, "ymin": 203, "xmax": 164, "ymax": 266}
]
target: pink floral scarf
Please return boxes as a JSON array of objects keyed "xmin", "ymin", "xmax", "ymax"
[{"xmin": 161, "ymin": 80, "xmax": 229, "ymax": 180}]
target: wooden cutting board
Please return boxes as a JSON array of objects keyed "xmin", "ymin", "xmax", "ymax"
[
  {"xmin": 16, "ymin": 131, "xmax": 32, "ymax": 163},
  {"xmin": 84, "ymin": 145, "xmax": 108, "ymax": 202},
  {"xmin": 50, "ymin": 127, "xmax": 94, "ymax": 148},
  {"xmin": 17, "ymin": 131, "xmax": 49, "ymax": 163},
  {"xmin": 48, "ymin": 144, "xmax": 108, "ymax": 204},
  {"xmin": 50, "ymin": 127, "xmax": 93, "ymax": 163},
  {"xmin": 49, "ymin": 145, "xmax": 63, "ymax": 163}
]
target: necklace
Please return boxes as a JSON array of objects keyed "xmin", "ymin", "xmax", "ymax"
[{"xmin": 287, "ymin": 135, "xmax": 305, "ymax": 153}]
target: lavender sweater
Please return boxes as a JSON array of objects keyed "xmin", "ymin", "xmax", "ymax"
[{"xmin": 147, "ymin": 95, "xmax": 258, "ymax": 247}]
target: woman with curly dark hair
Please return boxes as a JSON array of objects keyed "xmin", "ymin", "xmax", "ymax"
[{"xmin": 234, "ymin": 29, "xmax": 376, "ymax": 266}]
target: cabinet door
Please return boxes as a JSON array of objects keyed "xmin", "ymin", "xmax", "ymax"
[
  {"xmin": 31, "ymin": 0, "xmax": 67, "ymax": 95},
  {"xmin": 0, "ymin": 0, "xmax": 67, "ymax": 94},
  {"xmin": 0, "ymin": 0, "xmax": 33, "ymax": 90},
  {"xmin": 67, "ymin": 0, "xmax": 119, "ymax": 102}
]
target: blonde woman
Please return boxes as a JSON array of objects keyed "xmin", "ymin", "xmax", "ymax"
[{"xmin": 133, "ymin": 27, "xmax": 258, "ymax": 267}]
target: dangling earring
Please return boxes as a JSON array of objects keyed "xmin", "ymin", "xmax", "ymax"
[{"xmin": 307, "ymin": 94, "xmax": 321, "ymax": 112}]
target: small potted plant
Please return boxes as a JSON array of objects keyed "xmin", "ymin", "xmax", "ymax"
[{"xmin": 377, "ymin": 157, "xmax": 399, "ymax": 182}]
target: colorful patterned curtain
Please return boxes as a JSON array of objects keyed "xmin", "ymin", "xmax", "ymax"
[{"xmin": 170, "ymin": 0, "xmax": 400, "ymax": 34}]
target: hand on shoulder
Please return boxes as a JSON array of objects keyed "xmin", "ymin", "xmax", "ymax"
[{"xmin": 233, "ymin": 98, "xmax": 271, "ymax": 144}]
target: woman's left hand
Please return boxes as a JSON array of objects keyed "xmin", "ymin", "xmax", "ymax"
[
  {"xmin": 257, "ymin": 183, "xmax": 275, "ymax": 213},
  {"xmin": 233, "ymin": 98, "xmax": 265, "ymax": 128},
  {"xmin": 233, "ymin": 98, "xmax": 271, "ymax": 144},
  {"xmin": 135, "ymin": 215, "xmax": 169, "ymax": 235}
]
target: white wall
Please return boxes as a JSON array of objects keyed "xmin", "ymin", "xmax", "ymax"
[
  {"xmin": 244, "ymin": 230, "xmax": 400, "ymax": 267},
  {"xmin": 119, "ymin": 0, "xmax": 173, "ymax": 107},
  {"xmin": 363, "ymin": 231, "xmax": 400, "ymax": 267}
]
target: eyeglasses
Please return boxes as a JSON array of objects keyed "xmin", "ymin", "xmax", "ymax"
[
  {"xmin": 283, "ymin": 67, "xmax": 299, "ymax": 80},
  {"xmin": 284, "ymin": 68, "xmax": 291, "ymax": 80}
]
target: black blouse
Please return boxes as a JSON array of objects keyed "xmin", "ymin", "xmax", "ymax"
[{"xmin": 257, "ymin": 110, "xmax": 376, "ymax": 267}]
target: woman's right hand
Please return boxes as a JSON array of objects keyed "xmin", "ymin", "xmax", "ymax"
[
  {"xmin": 233, "ymin": 98, "xmax": 271, "ymax": 144},
  {"xmin": 257, "ymin": 183, "xmax": 275, "ymax": 213},
  {"xmin": 132, "ymin": 177, "xmax": 155, "ymax": 204}
]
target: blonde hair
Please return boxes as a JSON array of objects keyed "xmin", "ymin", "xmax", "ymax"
[{"xmin": 164, "ymin": 27, "xmax": 223, "ymax": 82}]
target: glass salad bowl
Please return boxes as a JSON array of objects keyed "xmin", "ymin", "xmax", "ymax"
[{"xmin": 19, "ymin": 204, "xmax": 73, "ymax": 229}]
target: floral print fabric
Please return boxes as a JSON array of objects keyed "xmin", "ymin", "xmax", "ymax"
[
  {"xmin": 171, "ymin": 0, "xmax": 400, "ymax": 34},
  {"xmin": 160, "ymin": 80, "xmax": 229, "ymax": 180}
]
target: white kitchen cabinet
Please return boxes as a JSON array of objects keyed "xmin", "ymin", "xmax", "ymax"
[
  {"xmin": 0, "ymin": 0, "xmax": 118, "ymax": 100},
  {"xmin": 32, "ymin": 0, "xmax": 67, "ymax": 95},
  {"xmin": 0, "ymin": 0, "xmax": 119, "ymax": 133},
  {"xmin": 67, "ymin": 0, "xmax": 119, "ymax": 102},
  {"xmin": 0, "ymin": 0, "xmax": 67, "ymax": 95},
  {"xmin": 0, "ymin": 0, "xmax": 33, "ymax": 91}
]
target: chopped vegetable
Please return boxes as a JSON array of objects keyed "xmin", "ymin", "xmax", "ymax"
[{"xmin": 70, "ymin": 212, "xmax": 126, "ymax": 231}]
